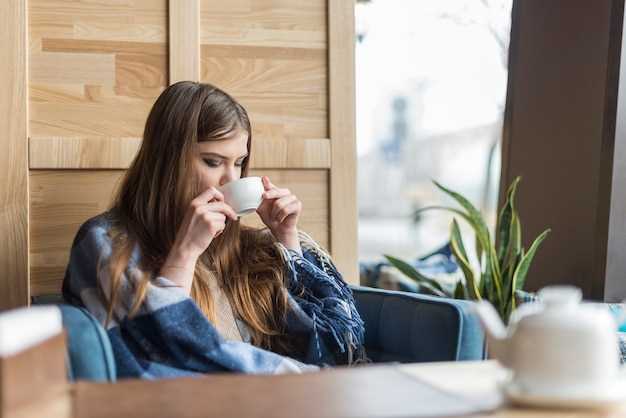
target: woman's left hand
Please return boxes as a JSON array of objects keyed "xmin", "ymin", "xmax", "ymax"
[{"xmin": 256, "ymin": 176, "xmax": 302, "ymax": 251}]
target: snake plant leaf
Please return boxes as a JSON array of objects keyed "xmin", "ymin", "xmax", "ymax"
[
  {"xmin": 475, "ymin": 234, "xmax": 484, "ymax": 272},
  {"xmin": 450, "ymin": 219, "xmax": 481, "ymax": 300},
  {"xmin": 383, "ymin": 254, "xmax": 447, "ymax": 297},
  {"xmin": 502, "ymin": 252, "xmax": 521, "ymax": 304},
  {"xmin": 432, "ymin": 180, "xmax": 491, "ymax": 250},
  {"xmin": 500, "ymin": 210, "xmax": 522, "ymax": 269},
  {"xmin": 483, "ymin": 255, "xmax": 496, "ymax": 301},
  {"xmin": 414, "ymin": 205, "xmax": 472, "ymax": 225},
  {"xmin": 416, "ymin": 204, "xmax": 498, "ymax": 293},
  {"xmin": 497, "ymin": 177, "xmax": 521, "ymax": 261},
  {"xmin": 454, "ymin": 279, "xmax": 466, "ymax": 299},
  {"xmin": 432, "ymin": 181, "xmax": 503, "ymax": 303},
  {"xmin": 511, "ymin": 229, "xmax": 551, "ymax": 294}
]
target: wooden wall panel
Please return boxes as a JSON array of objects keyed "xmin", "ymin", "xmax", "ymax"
[
  {"xmin": 200, "ymin": 0, "xmax": 326, "ymax": 49},
  {"xmin": 169, "ymin": 0, "xmax": 200, "ymax": 82},
  {"xmin": 30, "ymin": 170, "xmax": 328, "ymax": 296},
  {"xmin": 200, "ymin": 1, "xmax": 328, "ymax": 146},
  {"xmin": 29, "ymin": 0, "xmax": 168, "ymax": 138},
  {"xmin": 30, "ymin": 171, "xmax": 124, "ymax": 296},
  {"xmin": 29, "ymin": 136, "xmax": 330, "ymax": 169},
  {"xmin": 329, "ymin": 0, "xmax": 358, "ymax": 282},
  {"xmin": 0, "ymin": 0, "xmax": 29, "ymax": 309},
  {"xmin": 29, "ymin": 137, "xmax": 142, "ymax": 169},
  {"xmin": 24, "ymin": 0, "xmax": 358, "ymax": 297}
]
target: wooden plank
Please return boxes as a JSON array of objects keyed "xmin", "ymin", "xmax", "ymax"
[
  {"xmin": 250, "ymin": 138, "xmax": 330, "ymax": 169},
  {"xmin": 29, "ymin": 170, "xmax": 328, "ymax": 296},
  {"xmin": 29, "ymin": 0, "xmax": 167, "ymax": 31},
  {"xmin": 200, "ymin": 0, "xmax": 326, "ymax": 49},
  {"xmin": 28, "ymin": 5, "xmax": 168, "ymax": 138},
  {"xmin": 29, "ymin": 137, "xmax": 142, "ymax": 169},
  {"xmin": 0, "ymin": 0, "xmax": 29, "ymax": 309},
  {"xmin": 73, "ymin": 22, "xmax": 166, "ymax": 43},
  {"xmin": 232, "ymin": 92, "xmax": 327, "ymax": 142},
  {"xmin": 115, "ymin": 52, "xmax": 168, "ymax": 93},
  {"xmin": 41, "ymin": 38, "xmax": 166, "ymax": 56},
  {"xmin": 200, "ymin": 46, "xmax": 325, "ymax": 94},
  {"xmin": 30, "ymin": 171, "xmax": 124, "ymax": 296},
  {"xmin": 328, "ymin": 0, "xmax": 358, "ymax": 284},
  {"xmin": 30, "ymin": 52, "xmax": 115, "ymax": 86},
  {"xmin": 30, "ymin": 101, "xmax": 155, "ymax": 137},
  {"xmin": 29, "ymin": 136, "xmax": 330, "ymax": 169},
  {"xmin": 72, "ymin": 364, "xmax": 518, "ymax": 418},
  {"xmin": 169, "ymin": 0, "xmax": 200, "ymax": 83}
]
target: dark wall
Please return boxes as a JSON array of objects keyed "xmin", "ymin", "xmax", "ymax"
[{"xmin": 501, "ymin": 0, "xmax": 626, "ymax": 300}]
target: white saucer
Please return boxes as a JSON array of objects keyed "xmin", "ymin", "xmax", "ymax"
[{"xmin": 504, "ymin": 373, "xmax": 626, "ymax": 411}]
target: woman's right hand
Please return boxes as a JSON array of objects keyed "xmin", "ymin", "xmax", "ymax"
[
  {"xmin": 173, "ymin": 187, "xmax": 238, "ymax": 258},
  {"xmin": 159, "ymin": 187, "xmax": 237, "ymax": 294}
]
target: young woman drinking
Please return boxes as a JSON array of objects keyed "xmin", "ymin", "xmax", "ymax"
[{"xmin": 62, "ymin": 81, "xmax": 365, "ymax": 378}]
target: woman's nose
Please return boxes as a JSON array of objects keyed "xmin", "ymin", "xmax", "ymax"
[{"xmin": 219, "ymin": 166, "xmax": 238, "ymax": 186}]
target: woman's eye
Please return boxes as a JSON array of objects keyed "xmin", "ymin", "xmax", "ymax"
[{"xmin": 203, "ymin": 159, "xmax": 221, "ymax": 168}]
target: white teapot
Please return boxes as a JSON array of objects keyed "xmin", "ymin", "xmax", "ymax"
[{"xmin": 474, "ymin": 286, "xmax": 625, "ymax": 405}]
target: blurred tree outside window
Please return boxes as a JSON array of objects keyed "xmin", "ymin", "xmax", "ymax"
[{"xmin": 356, "ymin": 0, "xmax": 513, "ymax": 271}]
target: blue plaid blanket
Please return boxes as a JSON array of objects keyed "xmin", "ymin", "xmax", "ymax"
[{"xmin": 62, "ymin": 213, "xmax": 365, "ymax": 379}]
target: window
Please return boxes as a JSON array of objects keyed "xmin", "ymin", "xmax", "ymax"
[{"xmin": 356, "ymin": 0, "xmax": 513, "ymax": 272}]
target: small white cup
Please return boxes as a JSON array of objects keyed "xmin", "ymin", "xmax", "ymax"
[{"xmin": 219, "ymin": 177, "xmax": 264, "ymax": 217}]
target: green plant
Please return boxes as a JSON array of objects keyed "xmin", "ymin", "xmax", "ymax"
[{"xmin": 384, "ymin": 177, "xmax": 550, "ymax": 322}]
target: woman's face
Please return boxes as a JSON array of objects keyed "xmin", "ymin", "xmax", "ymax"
[{"xmin": 194, "ymin": 129, "xmax": 249, "ymax": 191}]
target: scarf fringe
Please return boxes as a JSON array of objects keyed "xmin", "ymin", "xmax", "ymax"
[{"xmin": 275, "ymin": 232, "xmax": 365, "ymax": 363}]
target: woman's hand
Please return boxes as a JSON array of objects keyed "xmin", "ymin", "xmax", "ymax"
[
  {"xmin": 159, "ymin": 187, "xmax": 238, "ymax": 294},
  {"xmin": 256, "ymin": 176, "xmax": 302, "ymax": 252}
]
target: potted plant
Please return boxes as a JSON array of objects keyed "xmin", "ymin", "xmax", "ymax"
[{"xmin": 384, "ymin": 177, "xmax": 550, "ymax": 322}]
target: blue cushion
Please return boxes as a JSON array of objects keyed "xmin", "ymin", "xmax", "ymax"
[
  {"xmin": 351, "ymin": 286, "xmax": 485, "ymax": 363},
  {"xmin": 58, "ymin": 304, "xmax": 116, "ymax": 382},
  {"xmin": 32, "ymin": 296, "xmax": 116, "ymax": 382}
]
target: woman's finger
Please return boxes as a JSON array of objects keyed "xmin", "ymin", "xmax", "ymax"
[
  {"xmin": 262, "ymin": 176, "xmax": 276, "ymax": 191},
  {"xmin": 263, "ymin": 188, "xmax": 290, "ymax": 200},
  {"xmin": 205, "ymin": 201, "xmax": 238, "ymax": 220},
  {"xmin": 271, "ymin": 195, "xmax": 298, "ymax": 221},
  {"xmin": 191, "ymin": 187, "xmax": 224, "ymax": 208},
  {"xmin": 277, "ymin": 201, "xmax": 301, "ymax": 223}
]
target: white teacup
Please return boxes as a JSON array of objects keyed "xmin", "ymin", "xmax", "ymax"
[{"xmin": 219, "ymin": 177, "xmax": 264, "ymax": 217}]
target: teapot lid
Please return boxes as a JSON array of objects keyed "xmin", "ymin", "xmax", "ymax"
[
  {"xmin": 538, "ymin": 286, "xmax": 582, "ymax": 309},
  {"xmin": 514, "ymin": 286, "xmax": 613, "ymax": 335}
]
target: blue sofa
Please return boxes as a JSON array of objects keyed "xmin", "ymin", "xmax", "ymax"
[{"xmin": 33, "ymin": 286, "xmax": 485, "ymax": 381}]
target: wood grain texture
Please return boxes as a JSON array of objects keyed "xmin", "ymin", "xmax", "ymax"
[
  {"xmin": 29, "ymin": 170, "xmax": 328, "ymax": 296},
  {"xmin": 200, "ymin": 0, "xmax": 326, "ymax": 49},
  {"xmin": 328, "ymin": 0, "xmax": 358, "ymax": 283},
  {"xmin": 169, "ymin": 0, "xmax": 200, "ymax": 83},
  {"xmin": 29, "ymin": 0, "xmax": 168, "ymax": 138},
  {"xmin": 72, "ymin": 366, "xmax": 439, "ymax": 418},
  {"xmin": 29, "ymin": 136, "xmax": 330, "ymax": 169},
  {"xmin": 30, "ymin": 52, "xmax": 115, "ymax": 86},
  {"xmin": 0, "ymin": 0, "xmax": 29, "ymax": 309},
  {"xmin": 1, "ymin": 334, "xmax": 69, "ymax": 416},
  {"xmin": 199, "ymin": 1, "xmax": 327, "ymax": 144},
  {"xmin": 29, "ymin": 137, "xmax": 142, "ymax": 169},
  {"xmin": 29, "ymin": 171, "xmax": 125, "ymax": 296},
  {"xmin": 71, "ymin": 361, "xmax": 613, "ymax": 418}
]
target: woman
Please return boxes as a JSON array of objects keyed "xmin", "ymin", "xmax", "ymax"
[{"xmin": 62, "ymin": 81, "xmax": 365, "ymax": 379}]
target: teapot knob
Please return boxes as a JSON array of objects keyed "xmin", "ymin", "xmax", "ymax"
[{"xmin": 538, "ymin": 285, "xmax": 582, "ymax": 308}]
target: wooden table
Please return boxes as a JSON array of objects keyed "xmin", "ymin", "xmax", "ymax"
[{"xmin": 71, "ymin": 361, "xmax": 625, "ymax": 418}]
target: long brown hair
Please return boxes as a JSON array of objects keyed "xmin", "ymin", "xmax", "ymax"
[{"xmin": 103, "ymin": 81, "xmax": 292, "ymax": 352}]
